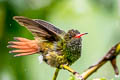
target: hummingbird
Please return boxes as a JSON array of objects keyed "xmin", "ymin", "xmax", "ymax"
[{"xmin": 8, "ymin": 16, "xmax": 88, "ymax": 80}]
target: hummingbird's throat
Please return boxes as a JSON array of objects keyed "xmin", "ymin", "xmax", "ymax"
[{"xmin": 74, "ymin": 33, "xmax": 88, "ymax": 38}]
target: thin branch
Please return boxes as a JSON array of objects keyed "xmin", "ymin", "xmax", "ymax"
[
  {"xmin": 80, "ymin": 60, "xmax": 106, "ymax": 79},
  {"xmin": 76, "ymin": 42, "xmax": 120, "ymax": 80},
  {"xmin": 66, "ymin": 42, "xmax": 120, "ymax": 80},
  {"xmin": 60, "ymin": 65, "xmax": 83, "ymax": 80},
  {"xmin": 52, "ymin": 68, "xmax": 60, "ymax": 80},
  {"xmin": 79, "ymin": 42, "xmax": 120, "ymax": 79}
]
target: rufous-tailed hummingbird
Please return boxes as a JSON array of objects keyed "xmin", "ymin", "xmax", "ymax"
[{"xmin": 8, "ymin": 16, "xmax": 87, "ymax": 80}]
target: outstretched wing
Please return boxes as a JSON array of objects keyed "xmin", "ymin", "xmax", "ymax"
[{"xmin": 13, "ymin": 16, "xmax": 65, "ymax": 41}]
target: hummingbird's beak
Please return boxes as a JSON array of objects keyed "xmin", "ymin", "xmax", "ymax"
[{"xmin": 75, "ymin": 33, "xmax": 88, "ymax": 38}]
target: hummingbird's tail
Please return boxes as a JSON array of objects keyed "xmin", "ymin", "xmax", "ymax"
[{"xmin": 7, "ymin": 37, "xmax": 40, "ymax": 57}]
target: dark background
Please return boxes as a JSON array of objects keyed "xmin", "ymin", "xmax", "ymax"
[{"xmin": 0, "ymin": 0, "xmax": 120, "ymax": 80}]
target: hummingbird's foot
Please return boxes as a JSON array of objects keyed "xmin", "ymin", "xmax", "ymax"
[{"xmin": 7, "ymin": 37, "xmax": 40, "ymax": 57}]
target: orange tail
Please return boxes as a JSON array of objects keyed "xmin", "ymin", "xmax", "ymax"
[{"xmin": 7, "ymin": 37, "xmax": 40, "ymax": 57}]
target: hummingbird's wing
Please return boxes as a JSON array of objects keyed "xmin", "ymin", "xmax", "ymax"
[{"xmin": 13, "ymin": 16, "xmax": 65, "ymax": 41}]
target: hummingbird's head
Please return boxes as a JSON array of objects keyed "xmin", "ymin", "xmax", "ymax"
[{"xmin": 64, "ymin": 29, "xmax": 88, "ymax": 41}]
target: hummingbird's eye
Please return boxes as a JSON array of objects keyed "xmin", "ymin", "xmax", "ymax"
[
  {"xmin": 74, "ymin": 33, "xmax": 88, "ymax": 38},
  {"xmin": 69, "ymin": 35, "xmax": 72, "ymax": 39}
]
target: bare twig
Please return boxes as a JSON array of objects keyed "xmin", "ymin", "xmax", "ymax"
[
  {"xmin": 52, "ymin": 68, "xmax": 60, "ymax": 80},
  {"xmin": 80, "ymin": 42, "xmax": 120, "ymax": 79},
  {"xmin": 60, "ymin": 65, "xmax": 83, "ymax": 80},
  {"xmin": 67, "ymin": 42, "xmax": 120, "ymax": 80}
]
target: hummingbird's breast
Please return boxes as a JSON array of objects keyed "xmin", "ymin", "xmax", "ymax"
[{"xmin": 64, "ymin": 38, "xmax": 82, "ymax": 65}]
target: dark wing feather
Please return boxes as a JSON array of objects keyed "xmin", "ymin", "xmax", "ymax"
[
  {"xmin": 13, "ymin": 16, "xmax": 65, "ymax": 41},
  {"xmin": 33, "ymin": 19, "xmax": 65, "ymax": 35}
]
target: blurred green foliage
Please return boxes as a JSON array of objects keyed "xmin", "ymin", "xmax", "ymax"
[{"xmin": 0, "ymin": 0, "xmax": 120, "ymax": 80}]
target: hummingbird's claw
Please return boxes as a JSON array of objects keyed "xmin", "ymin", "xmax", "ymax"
[{"xmin": 8, "ymin": 37, "xmax": 40, "ymax": 56}]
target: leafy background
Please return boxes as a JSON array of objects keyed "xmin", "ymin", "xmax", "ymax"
[{"xmin": 0, "ymin": 0, "xmax": 120, "ymax": 80}]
